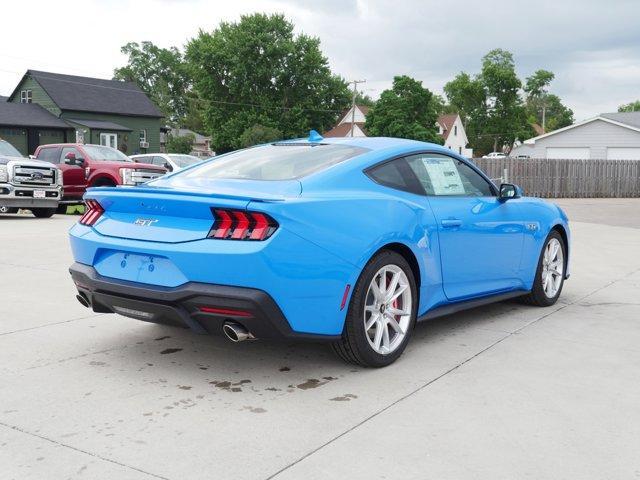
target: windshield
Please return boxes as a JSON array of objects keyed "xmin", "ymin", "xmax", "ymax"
[
  {"xmin": 168, "ymin": 154, "xmax": 202, "ymax": 168},
  {"xmin": 180, "ymin": 144, "xmax": 366, "ymax": 181},
  {"xmin": 82, "ymin": 145, "xmax": 132, "ymax": 162},
  {"xmin": 0, "ymin": 140, "xmax": 22, "ymax": 158}
]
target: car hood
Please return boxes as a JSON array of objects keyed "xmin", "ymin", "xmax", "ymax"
[
  {"xmin": 0, "ymin": 155, "xmax": 59, "ymax": 169},
  {"xmin": 91, "ymin": 160, "xmax": 165, "ymax": 171}
]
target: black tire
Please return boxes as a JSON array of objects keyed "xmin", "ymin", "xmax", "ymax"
[
  {"xmin": 92, "ymin": 179, "xmax": 116, "ymax": 187},
  {"xmin": 519, "ymin": 230, "xmax": 566, "ymax": 307},
  {"xmin": 331, "ymin": 250, "xmax": 418, "ymax": 367},
  {"xmin": 31, "ymin": 208, "xmax": 57, "ymax": 218},
  {"xmin": 0, "ymin": 206, "xmax": 19, "ymax": 214},
  {"xmin": 56, "ymin": 205, "xmax": 68, "ymax": 214}
]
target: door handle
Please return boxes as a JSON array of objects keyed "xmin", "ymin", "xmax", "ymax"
[{"xmin": 441, "ymin": 219, "xmax": 462, "ymax": 228}]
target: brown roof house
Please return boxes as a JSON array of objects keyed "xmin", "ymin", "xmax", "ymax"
[
  {"xmin": 437, "ymin": 114, "xmax": 473, "ymax": 157},
  {"xmin": 324, "ymin": 106, "xmax": 473, "ymax": 157},
  {"xmin": 324, "ymin": 105, "xmax": 369, "ymax": 137}
]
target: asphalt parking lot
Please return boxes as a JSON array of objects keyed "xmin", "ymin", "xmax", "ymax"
[{"xmin": 1, "ymin": 199, "xmax": 639, "ymax": 480}]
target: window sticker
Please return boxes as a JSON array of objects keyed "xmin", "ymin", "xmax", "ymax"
[{"xmin": 421, "ymin": 157, "xmax": 465, "ymax": 195}]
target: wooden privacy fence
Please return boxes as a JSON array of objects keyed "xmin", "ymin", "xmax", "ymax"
[{"xmin": 471, "ymin": 157, "xmax": 640, "ymax": 198}]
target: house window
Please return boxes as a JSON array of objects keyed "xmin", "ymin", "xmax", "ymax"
[
  {"xmin": 20, "ymin": 90, "xmax": 32, "ymax": 104},
  {"xmin": 139, "ymin": 129, "xmax": 147, "ymax": 144},
  {"xmin": 454, "ymin": 125, "xmax": 458, "ymax": 136},
  {"xmin": 100, "ymin": 133, "xmax": 118, "ymax": 149}
]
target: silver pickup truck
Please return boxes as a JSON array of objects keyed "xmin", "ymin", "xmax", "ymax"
[{"xmin": 0, "ymin": 139, "xmax": 62, "ymax": 218}]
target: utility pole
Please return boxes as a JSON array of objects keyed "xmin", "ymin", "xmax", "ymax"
[{"xmin": 349, "ymin": 79, "xmax": 366, "ymax": 137}]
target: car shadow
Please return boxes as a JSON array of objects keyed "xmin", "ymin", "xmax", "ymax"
[{"xmin": 79, "ymin": 298, "xmax": 535, "ymax": 393}]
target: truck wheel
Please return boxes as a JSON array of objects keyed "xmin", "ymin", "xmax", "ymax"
[
  {"xmin": 0, "ymin": 206, "xmax": 19, "ymax": 214},
  {"xmin": 31, "ymin": 208, "xmax": 57, "ymax": 218},
  {"xmin": 56, "ymin": 205, "xmax": 68, "ymax": 214},
  {"xmin": 93, "ymin": 179, "xmax": 116, "ymax": 187}
]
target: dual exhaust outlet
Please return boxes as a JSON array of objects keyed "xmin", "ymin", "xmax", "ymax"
[{"xmin": 75, "ymin": 292, "xmax": 255, "ymax": 342}]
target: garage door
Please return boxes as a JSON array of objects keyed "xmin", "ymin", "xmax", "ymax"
[
  {"xmin": 0, "ymin": 128, "xmax": 28, "ymax": 156},
  {"xmin": 38, "ymin": 129, "xmax": 65, "ymax": 149},
  {"xmin": 606, "ymin": 147, "xmax": 640, "ymax": 160},
  {"xmin": 546, "ymin": 147, "xmax": 590, "ymax": 160}
]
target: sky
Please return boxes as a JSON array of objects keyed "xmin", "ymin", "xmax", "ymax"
[{"xmin": 1, "ymin": 0, "xmax": 639, "ymax": 120}]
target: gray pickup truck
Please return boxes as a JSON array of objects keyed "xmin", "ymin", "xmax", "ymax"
[{"xmin": 0, "ymin": 139, "xmax": 62, "ymax": 218}]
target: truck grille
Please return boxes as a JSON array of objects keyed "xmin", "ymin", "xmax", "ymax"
[
  {"xmin": 131, "ymin": 169, "xmax": 164, "ymax": 184},
  {"xmin": 13, "ymin": 165, "xmax": 57, "ymax": 186}
]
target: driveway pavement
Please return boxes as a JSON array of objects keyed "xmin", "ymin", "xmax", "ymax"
[{"xmin": 1, "ymin": 200, "xmax": 639, "ymax": 480}]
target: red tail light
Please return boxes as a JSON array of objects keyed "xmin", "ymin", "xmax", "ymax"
[
  {"xmin": 79, "ymin": 199, "xmax": 104, "ymax": 226},
  {"xmin": 208, "ymin": 208, "xmax": 278, "ymax": 241}
]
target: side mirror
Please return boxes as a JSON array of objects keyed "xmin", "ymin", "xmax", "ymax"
[
  {"xmin": 164, "ymin": 162, "xmax": 173, "ymax": 172},
  {"xmin": 64, "ymin": 152, "xmax": 84, "ymax": 166},
  {"xmin": 499, "ymin": 183, "xmax": 522, "ymax": 201}
]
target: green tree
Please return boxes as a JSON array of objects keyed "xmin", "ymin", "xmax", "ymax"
[
  {"xmin": 365, "ymin": 76, "xmax": 442, "ymax": 143},
  {"xmin": 541, "ymin": 94, "xmax": 573, "ymax": 131},
  {"xmin": 524, "ymin": 69, "xmax": 573, "ymax": 132},
  {"xmin": 618, "ymin": 100, "xmax": 640, "ymax": 112},
  {"xmin": 524, "ymin": 69, "xmax": 555, "ymax": 97},
  {"xmin": 443, "ymin": 72, "xmax": 487, "ymax": 148},
  {"xmin": 166, "ymin": 133, "xmax": 195, "ymax": 154},
  {"xmin": 114, "ymin": 41, "xmax": 191, "ymax": 124},
  {"xmin": 185, "ymin": 13, "xmax": 350, "ymax": 152},
  {"xmin": 480, "ymin": 49, "xmax": 532, "ymax": 153},
  {"xmin": 443, "ymin": 49, "xmax": 538, "ymax": 154},
  {"xmin": 354, "ymin": 92, "xmax": 376, "ymax": 108},
  {"xmin": 239, "ymin": 124, "xmax": 283, "ymax": 147}
]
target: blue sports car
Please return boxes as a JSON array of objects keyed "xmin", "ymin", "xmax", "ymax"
[{"xmin": 69, "ymin": 134, "xmax": 570, "ymax": 367}]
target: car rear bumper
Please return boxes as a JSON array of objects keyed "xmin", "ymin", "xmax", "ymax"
[{"xmin": 69, "ymin": 262, "xmax": 340, "ymax": 341}]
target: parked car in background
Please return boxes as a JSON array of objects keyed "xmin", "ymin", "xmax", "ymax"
[
  {"xmin": 34, "ymin": 144, "xmax": 165, "ymax": 209},
  {"xmin": 130, "ymin": 153, "xmax": 204, "ymax": 173},
  {"xmin": 69, "ymin": 135, "xmax": 570, "ymax": 367},
  {"xmin": 0, "ymin": 139, "xmax": 61, "ymax": 217},
  {"xmin": 482, "ymin": 152, "xmax": 507, "ymax": 159}
]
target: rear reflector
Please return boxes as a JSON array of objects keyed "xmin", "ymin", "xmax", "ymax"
[
  {"xmin": 208, "ymin": 208, "xmax": 278, "ymax": 241},
  {"xmin": 340, "ymin": 284, "xmax": 351, "ymax": 310},
  {"xmin": 199, "ymin": 306, "xmax": 253, "ymax": 317},
  {"xmin": 79, "ymin": 199, "xmax": 104, "ymax": 226}
]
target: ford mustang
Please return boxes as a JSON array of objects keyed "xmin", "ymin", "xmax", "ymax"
[{"xmin": 68, "ymin": 134, "xmax": 570, "ymax": 367}]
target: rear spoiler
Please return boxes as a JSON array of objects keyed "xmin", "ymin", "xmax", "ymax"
[{"xmin": 85, "ymin": 178, "xmax": 302, "ymax": 204}]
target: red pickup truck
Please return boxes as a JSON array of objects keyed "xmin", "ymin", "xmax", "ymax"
[{"xmin": 34, "ymin": 143, "xmax": 165, "ymax": 207}]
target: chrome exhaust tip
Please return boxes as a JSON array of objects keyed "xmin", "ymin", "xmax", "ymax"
[
  {"xmin": 222, "ymin": 321, "xmax": 255, "ymax": 342},
  {"xmin": 76, "ymin": 293, "xmax": 90, "ymax": 308}
]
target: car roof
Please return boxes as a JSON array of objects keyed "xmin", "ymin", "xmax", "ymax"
[{"xmin": 280, "ymin": 136, "xmax": 442, "ymax": 151}]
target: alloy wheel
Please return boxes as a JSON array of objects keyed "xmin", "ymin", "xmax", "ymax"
[
  {"xmin": 542, "ymin": 238, "xmax": 564, "ymax": 298},
  {"xmin": 364, "ymin": 265, "xmax": 412, "ymax": 355}
]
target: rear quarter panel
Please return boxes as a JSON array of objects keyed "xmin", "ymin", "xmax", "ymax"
[{"xmin": 249, "ymin": 166, "xmax": 447, "ymax": 317}]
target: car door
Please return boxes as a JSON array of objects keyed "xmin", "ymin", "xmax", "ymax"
[
  {"xmin": 58, "ymin": 146, "xmax": 87, "ymax": 197},
  {"xmin": 405, "ymin": 152, "xmax": 525, "ymax": 300}
]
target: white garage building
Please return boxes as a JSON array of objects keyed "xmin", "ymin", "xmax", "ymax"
[{"xmin": 511, "ymin": 112, "xmax": 640, "ymax": 160}]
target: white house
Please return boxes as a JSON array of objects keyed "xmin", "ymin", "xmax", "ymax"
[
  {"xmin": 324, "ymin": 107, "xmax": 473, "ymax": 157},
  {"xmin": 510, "ymin": 112, "xmax": 640, "ymax": 160},
  {"xmin": 162, "ymin": 128, "xmax": 214, "ymax": 158},
  {"xmin": 324, "ymin": 105, "xmax": 369, "ymax": 137},
  {"xmin": 437, "ymin": 114, "xmax": 473, "ymax": 157}
]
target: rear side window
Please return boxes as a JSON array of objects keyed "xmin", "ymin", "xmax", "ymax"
[
  {"xmin": 368, "ymin": 160, "xmax": 409, "ymax": 190},
  {"xmin": 366, "ymin": 158, "xmax": 422, "ymax": 195},
  {"xmin": 36, "ymin": 147, "xmax": 61, "ymax": 164},
  {"xmin": 180, "ymin": 144, "xmax": 367, "ymax": 181}
]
